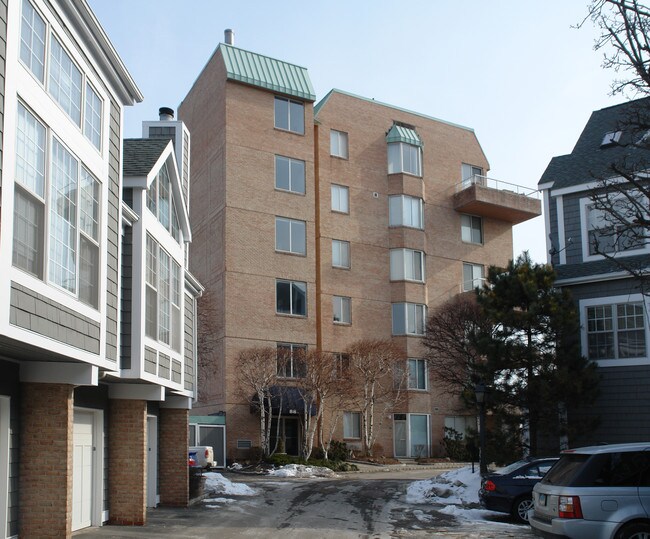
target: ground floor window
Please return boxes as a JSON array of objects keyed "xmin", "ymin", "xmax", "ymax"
[{"xmin": 343, "ymin": 411, "xmax": 361, "ymax": 439}]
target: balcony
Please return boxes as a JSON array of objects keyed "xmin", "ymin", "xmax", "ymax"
[{"xmin": 453, "ymin": 175, "xmax": 542, "ymax": 224}]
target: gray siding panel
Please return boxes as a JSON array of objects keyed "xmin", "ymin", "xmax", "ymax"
[
  {"xmin": 568, "ymin": 278, "xmax": 642, "ymax": 303},
  {"xmin": 120, "ymin": 226, "xmax": 132, "ymax": 370},
  {"xmin": 144, "ymin": 346, "xmax": 157, "ymax": 374},
  {"xmin": 184, "ymin": 292, "xmax": 195, "ymax": 392},
  {"xmin": 9, "ymin": 282, "xmax": 100, "ymax": 354},
  {"xmin": 561, "ymin": 193, "xmax": 583, "ymax": 264},
  {"xmin": 1, "ymin": 360, "xmax": 19, "ymax": 538},
  {"xmin": 0, "ymin": 0, "xmax": 5, "ymax": 189},
  {"xmin": 158, "ymin": 353, "xmax": 170, "ymax": 379},
  {"xmin": 172, "ymin": 359, "xmax": 181, "ymax": 383},
  {"xmin": 105, "ymin": 100, "xmax": 121, "ymax": 363}
]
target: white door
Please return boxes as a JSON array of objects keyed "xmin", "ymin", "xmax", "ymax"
[
  {"xmin": 72, "ymin": 411, "xmax": 94, "ymax": 531},
  {"xmin": 147, "ymin": 416, "xmax": 158, "ymax": 508},
  {"xmin": 394, "ymin": 416, "xmax": 407, "ymax": 457},
  {"xmin": 0, "ymin": 397, "xmax": 10, "ymax": 539}
]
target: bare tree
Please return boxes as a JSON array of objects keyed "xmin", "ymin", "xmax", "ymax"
[
  {"xmin": 235, "ymin": 346, "xmax": 281, "ymax": 457},
  {"xmin": 195, "ymin": 291, "xmax": 222, "ymax": 403},
  {"xmin": 422, "ymin": 294, "xmax": 491, "ymax": 400},
  {"xmin": 345, "ymin": 339, "xmax": 407, "ymax": 456}
]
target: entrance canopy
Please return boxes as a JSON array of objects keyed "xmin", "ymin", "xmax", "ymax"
[{"xmin": 250, "ymin": 386, "xmax": 317, "ymax": 416}]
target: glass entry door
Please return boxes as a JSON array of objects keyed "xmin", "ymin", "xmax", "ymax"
[{"xmin": 393, "ymin": 414, "xmax": 407, "ymax": 457}]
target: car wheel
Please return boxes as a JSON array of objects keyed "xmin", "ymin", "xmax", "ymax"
[
  {"xmin": 616, "ymin": 522, "xmax": 650, "ymax": 539},
  {"xmin": 512, "ymin": 496, "xmax": 534, "ymax": 524}
]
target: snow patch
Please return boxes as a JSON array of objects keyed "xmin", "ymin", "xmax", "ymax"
[
  {"xmin": 267, "ymin": 463, "xmax": 336, "ymax": 478},
  {"xmin": 203, "ymin": 472, "xmax": 256, "ymax": 495}
]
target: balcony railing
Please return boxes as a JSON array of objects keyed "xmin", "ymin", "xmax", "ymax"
[{"xmin": 456, "ymin": 175, "xmax": 540, "ymax": 199}]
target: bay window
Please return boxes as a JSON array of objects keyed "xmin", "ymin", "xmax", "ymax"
[
  {"xmin": 392, "ymin": 302, "xmax": 426, "ymax": 336},
  {"xmin": 390, "ymin": 248, "xmax": 424, "ymax": 282}
]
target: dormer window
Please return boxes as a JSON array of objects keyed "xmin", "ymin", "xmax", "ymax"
[
  {"xmin": 601, "ymin": 130, "xmax": 622, "ymax": 147},
  {"xmin": 386, "ymin": 124, "xmax": 423, "ymax": 177},
  {"xmin": 147, "ymin": 162, "xmax": 181, "ymax": 242}
]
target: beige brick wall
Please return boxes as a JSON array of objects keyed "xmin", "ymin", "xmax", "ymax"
[
  {"xmin": 19, "ymin": 383, "xmax": 73, "ymax": 539},
  {"xmin": 159, "ymin": 408, "xmax": 189, "ymax": 506},
  {"xmin": 108, "ymin": 399, "xmax": 147, "ymax": 525}
]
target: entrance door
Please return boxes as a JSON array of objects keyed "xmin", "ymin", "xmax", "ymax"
[
  {"xmin": 72, "ymin": 411, "xmax": 94, "ymax": 531},
  {"xmin": 0, "ymin": 397, "xmax": 9, "ymax": 539},
  {"xmin": 393, "ymin": 415, "xmax": 407, "ymax": 457},
  {"xmin": 146, "ymin": 416, "xmax": 158, "ymax": 507},
  {"xmin": 409, "ymin": 415, "xmax": 430, "ymax": 458},
  {"xmin": 270, "ymin": 418, "xmax": 300, "ymax": 456}
]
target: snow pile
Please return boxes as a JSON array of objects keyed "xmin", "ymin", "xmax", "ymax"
[
  {"xmin": 203, "ymin": 472, "xmax": 256, "ymax": 495},
  {"xmin": 228, "ymin": 462, "xmax": 244, "ymax": 471},
  {"xmin": 267, "ymin": 463, "xmax": 336, "ymax": 478}
]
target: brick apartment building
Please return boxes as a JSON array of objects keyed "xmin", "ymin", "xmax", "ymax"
[
  {"xmin": 180, "ymin": 37, "xmax": 541, "ymax": 460},
  {"xmin": 0, "ymin": 0, "xmax": 201, "ymax": 537}
]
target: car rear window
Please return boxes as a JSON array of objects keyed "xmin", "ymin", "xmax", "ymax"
[{"xmin": 541, "ymin": 454, "xmax": 589, "ymax": 486}]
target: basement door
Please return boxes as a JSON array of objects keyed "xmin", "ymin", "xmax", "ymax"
[
  {"xmin": 72, "ymin": 411, "xmax": 94, "ymax": 531},
  {"xmin": 147, "ymin": 416, "xmax": 158, "ymax": 508}
]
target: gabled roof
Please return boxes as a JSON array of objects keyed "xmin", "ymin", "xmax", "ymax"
[
  {"xmin": 539, "ymin": 97, "xmax": 650, "ymax": 190},
  {"xmin": 123, "ymin": 139, "xmax": 170, "ymax": 177},
  {"xmin": 220, "ymin": 44, "xmax": 315, "ymax": 101},
  {"xmin": 386, "ymin": 124, "xmax": 423, "ymax": 147}
]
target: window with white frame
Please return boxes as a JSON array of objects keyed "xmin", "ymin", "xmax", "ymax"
[
  {"xmin": 587, "ymin": 302, "xmax": 646, "ymax": 360},
  {"xmin": 20, "ymin": 0, "xmax": 104, "ymax": 149},
  {"xmin": 275, "ymin": 155, "xmax": 305, "ymax": 194},
  {"xmin": 331, "ymin": 184, "xmax": 349, "ymax": 213},
  {"xmin": 389, "ymin": 195, "xmax": 423, "ymax": 229},
  {"xmin": 275, "ymin": 217, "xmax": 306, "ymax": 255},
  {"xmin": 392, "ymin": 303, "xmax": 426, "ymax": 336},
  {"xmin": 333, "ymin": 296, "xmax": 351, "ymax": 324},
  {"xmin": 145, "ymin": 234, "xmax": 182, "ymax": 350},
  {"xmin": 274, "ymin": 96, "xmax": 304, "ymax": 134},
  {"xmin": 146, "ymin": 162, "xmax": 181, "ymax": 242},
  {"xmin": 388, "ymin": 142, "xmax": 422, "ymax": 176},
  {"xmin": 585, "ymin": 202, "xmax": 645, "ymax": 257},
  {"xmin": 20, "ymin": 0, "xmax": 46, "ymax": 82},
  {"xmin": 332, "ymin": 239, "xmax": 350, "ymax": 268},
  {"xmin": 276, "ymin": 279, "xmax": 307, "ymax": 316},
  {"xmin": 462, "ymin": 263, "xmax": 484, "ymax": 292},
  {"xmin": 330, "ymin": 130, "xmax": 349, "ymax": 159},
  {"xmin": 343, "ymin": 411, "xmax": 361, "ymax": 439},
  {"xmin": 277, "ymin": 343, "xmax": 306, "ymax": 378},
  {"xmin": 12, "ymin": 103, "xmax": 101, "ymax": 308},
  {"xmin": 390, "ymin": 248, "xmax": 424, "ymax": 282},
  {"xmin": 408, "ymin": 358, "xmax": 427, "ymax": 390},
  {"xmin": 461, "ymin": 214, "xmax": 483, "ymax": 244}
]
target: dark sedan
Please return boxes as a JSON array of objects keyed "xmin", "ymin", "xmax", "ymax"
[{"xmin": 478, "ymin": 457, "xmax": 558, "ymax": 523}]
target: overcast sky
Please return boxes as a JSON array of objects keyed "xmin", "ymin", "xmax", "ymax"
[{"xmin": 87, "ymin": 0, "xmax": 623, "ymax": 263}]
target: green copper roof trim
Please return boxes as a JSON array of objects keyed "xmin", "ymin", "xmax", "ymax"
[
  {"xmin": 314, "ymin": 89, "xmax": 476, "ymax": 133},
  {"xmin": 220, "ymin": 44, "xmax": 316, "ymax": 101},
  {"xmin": 386, "ymin": 125, "xmax": 423, "ymax": 146}
]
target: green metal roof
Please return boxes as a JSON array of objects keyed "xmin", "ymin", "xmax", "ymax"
[
  {"xmin": 386, "ymin": 124, "xmax": 423, "ymax": 146},
  {"xmin": 220, "ymin": 44, "xmax": 315, "ymax": 101}
]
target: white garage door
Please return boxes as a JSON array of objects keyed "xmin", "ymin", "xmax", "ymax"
[{"xmin": 72, "ymin": 411, "xmax": 94, "ymax": 531}]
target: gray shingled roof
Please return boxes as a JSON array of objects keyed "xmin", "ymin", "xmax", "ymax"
[
  {"xmin": 555, "ymin": 253, "xmax": 650, "ymax": 281},
  {"xmin": 123, "ymin": 138, "xmax": 170, "ymax": 177},
  {"xmin": 539, "ymin": 97, "xmax": 650, "ymax": 190}
]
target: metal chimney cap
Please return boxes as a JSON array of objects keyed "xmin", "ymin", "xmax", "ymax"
[
  {"xmin": 224, "ymin": 28, "xmax": 234, "ymax": 45},
  {"xmin": 159, "ymin": 107, "xmax": 174, "ymax": 120}
]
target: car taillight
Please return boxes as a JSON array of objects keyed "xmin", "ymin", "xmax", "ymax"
[
  {"xmin": 558, "ymin": 496, "xmax": 583, "ymax": 519},
  {"xmin": 484, "ymin": 480, "xmax": 496, "ymax": 492},
  {"xmin": 205, "ymin": 449, "xmax": 209, "ymax": 458}
]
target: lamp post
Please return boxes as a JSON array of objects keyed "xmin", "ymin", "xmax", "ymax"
[{"xmin": 475, "ymin": 382, "xmax": 487, "ymax": 475}]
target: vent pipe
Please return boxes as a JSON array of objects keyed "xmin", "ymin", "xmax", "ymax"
[
  {"xmin": 224, "ymin": 28, "xmax": 234, "ymax": 45},
  {"xmin": 159, "ymin": 107, "xmax": 174, "ymax": 121}
]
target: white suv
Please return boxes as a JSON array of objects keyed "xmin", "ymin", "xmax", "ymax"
[{"xmin": 529, "ymin": 442, "xmax": 650, "ymax": 539}]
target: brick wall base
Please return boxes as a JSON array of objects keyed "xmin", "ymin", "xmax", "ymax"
[
  {"xmin": 159, "ymin": 408, "xmax": 189, "ymax": 506},
  {"xmin": 19, "ymin": 382, "xmax": 73, "ymax": 538},
  {"xmin": 108, "ymin": 399, "xmax": 147, "ymax": 525}
]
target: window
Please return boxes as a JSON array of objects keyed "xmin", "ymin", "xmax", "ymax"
[
  {"xmin": 333, "ymin": 353, "xmax": 350, "ymax": 378},
  {"xmin": 274, "ymin": 96, "xmax": 304, "ymax": 134},
  {"xmin": 84, "ymin": 82, "xmax": 102, "ymax": 150},
  {"xmin": 343, "ymin": 412, "xmax": 361, "ymax": 439},
  {"xmin": 275, "ymin": 217, "xmax": 306, "ymax": 255},
  {"xmin": 331, "ymin": 184, "xmax": 349, "ymax": 213},
  {"xmin": 408, "ymin": 358, "xmax": 427, "ymax": 390},
  {"xmin": 20, "ymin": 0, "xmax": 46, "ymax": 82},
  {"xmin": 276, "ymin": 279, "xmax": 307, "ymax": 316},
  {"xmin": 275, "ymin": 155, "xmax": 305, "ymax": 194},
  {"xmin": 49, "ymin": 35, "xmax": 82, "ymax": 126},
  {"xmin": 587, "ymin": 302, "xmax": 646, "ymax": 360},
  {"xmin": 461, "ymin": 214, "xmax": 483, "ymax": 244},
  {"xmin": 602, "ymin": 130, "xmax": 622, "ymax": 146},
  {"xmin": 390, "ymin": 249, "xmax": 424, "ymax": 282},
  {"xmin": 277, "ymin": 343, "xmax": 306, "ymax": 378},
  {"xmin": 147, "ymin": 162, "xmax": 181, "ymax": 242},
  {"xmin": 333, "ymin": 296, "xmax": 351, "ymax": 324},
  {"xmin": 388, "ymin": 142, "xmax": 421, "ymax": 176},
  {"xmin": 392, "ymin": 303, "xmax": 426, "ymax": 336},
  {"xmin": 462, "ymin": 263, "xmax": 484, "ymax": 292},
  {"xmin": 389, "ymin": 195, "xmax": 423, "ymax": 229},
  {"xmin": 330, "ymin": 130, "xmax": 348, "ymax": 159},
  {"xmin": 332, "ymin": 239, "xmax": 350, "ymax": 268},
  {"xmin": 461, "ymin": 163, "xmax": 483, "ymax": 188},
  {"xmin": 145, "ymin": 235, "xmax": 182, "ymax": 349},
  {"xmin": 586, "ymin": 203, "xmax": 644, "ymax": 256},
  {"xmin": 12, "ymin": 104, "xmax": 100, "ymax": 308}
]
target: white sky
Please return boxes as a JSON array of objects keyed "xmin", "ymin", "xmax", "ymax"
[{"xmin": 88, "ymin": 0, "xmax": 624, "ymax": 263}]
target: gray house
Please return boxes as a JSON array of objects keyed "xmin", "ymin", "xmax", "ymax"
[
  {"xmin": 539, "ymin": 97, "xmax": 650, "ymax": 445},
  {"xmin": 0, "ymin": 1, "xmax": 201, "ymax": 537}
]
